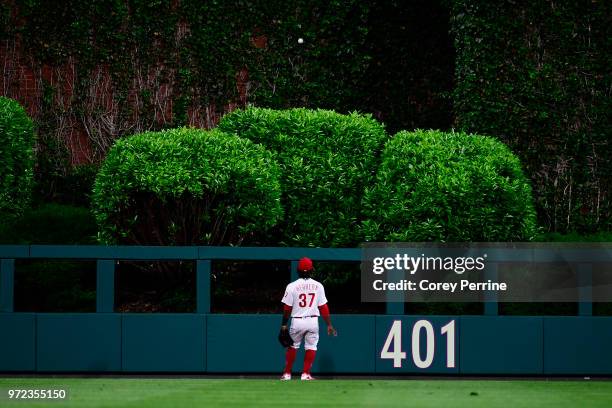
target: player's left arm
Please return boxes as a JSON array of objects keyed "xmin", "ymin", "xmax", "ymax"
[
  {"xmin": 318, "ymin": 286, "xmax": 337, "ymax": 336},
  {"xmin": 318, "ymin": 303, "xmax": 337, "ymax": 336}
]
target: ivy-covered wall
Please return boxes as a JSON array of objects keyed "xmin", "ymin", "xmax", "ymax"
[
  {"xmin": 1, "ymin": 0, "xmax": 609, "ymax": 234},
  {"xmin": 451, "ymin": 0, "xmax": 611, "ymax": 232},
  {"xmin": 0, "ymin": 0, "xmax": 452, "ymax": 167}
]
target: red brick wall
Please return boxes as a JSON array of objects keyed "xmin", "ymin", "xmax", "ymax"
[{"xmin": 0, "ymin": 33, "xmax": 251, "ymax": 165}]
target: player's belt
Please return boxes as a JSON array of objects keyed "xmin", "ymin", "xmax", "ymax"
[{"xmin": 292, "ymin": 315, "xmax": 318, "ymax": 318}]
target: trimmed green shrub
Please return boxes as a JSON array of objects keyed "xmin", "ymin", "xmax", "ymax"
[
  {"xmin": 0, "ymin": 203, "xmax": 97, "ymax": 312},
  {"xmin": 0, "ymin": 96, "xmax": 35, "ymax": 218},
  {"xmin": 363, "ymin": 130, "xmax": 537, "ymax": 242},
  {"xmin": 35, "ymin": 163, "xmax": 100, "ymax": 207},
  {"xmin": 218, "ymin": 107, "xmax": 388, "ymax": 247},
  {"xmin": 14, "ymin": 260, "xmax": 96, "ymax": 313},
  {"xmin": 0, "ymin": 203, "xmax": 96, "ymax": 244},
  {"xmin": 92, "ymin": 128, "xmax": 282, "ymax": 245}
]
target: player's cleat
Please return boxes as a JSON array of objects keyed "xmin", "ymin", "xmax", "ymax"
[
  {"xmin": 280, "ymin": 373, "xmax": 292, "ymax": 381},
  {"xmin": 301, "ymin": 373, "xmax": 315, "ymax": 381}
]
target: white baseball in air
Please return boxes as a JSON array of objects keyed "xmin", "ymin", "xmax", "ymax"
[{"xmin": 297, "ymin": 38, "xmax": 304, "ymax": 44}]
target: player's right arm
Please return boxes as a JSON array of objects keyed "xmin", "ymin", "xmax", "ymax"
[{"xmin": 318, "ymin": 303, "xmax": 337, "ymax": 336}]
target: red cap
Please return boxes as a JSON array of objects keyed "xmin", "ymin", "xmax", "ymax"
[{"xmin": 298, "ymin": 257, "xmax": 313, "ymax": 272}]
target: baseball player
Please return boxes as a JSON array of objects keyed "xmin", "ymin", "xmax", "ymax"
[{"xmin": 279, "ymin": 257, "xmax": 337, "ymax": 381}]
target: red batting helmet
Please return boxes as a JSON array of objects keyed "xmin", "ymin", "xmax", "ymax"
[{"xmin": 298, "ymin": 257, "xmax": 313, "ymax": 272}]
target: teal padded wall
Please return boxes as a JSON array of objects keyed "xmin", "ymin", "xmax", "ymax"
[
  {"xmin": 3, "ymin": 245, "xmax": 612, "ymax": 374},
  {"xmin": 301, "ymin": 315, "xmax": 376, "ymax": 373},
  {"xmin": 544, "ymin": 317, "xmax": 612, "ymax": 374},
  {"xmin": 2, "ymin": 314, "xmax": 612, "ymax": 374},
  {"xmin": 0, "ymin": 313, "xmax": 35, "ymax": 371},
  {"xmin": 375, "ymin": 316, "xmax": 459, "ymax": 374},
  {"xmin": 207, "ymin": 315, "xmax": 283, "ymax": 372},
  {"xmin": 122, "ymin": 314, "xmax": 206, "ymax": 372},
  {"xmin": 36, "ymin": 314, "xmax": 121, "ymax": 371},
  {"xmin": 206, "ymin": 314, "xmax": 377, "ymax": 374},
  {"xmin": 460, "ymin": 317, "xmax": 543, "ymax": 374}
]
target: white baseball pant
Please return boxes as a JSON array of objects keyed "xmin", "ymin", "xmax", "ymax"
[{"xmin": 289, "ymin": 316, "xmax": 319, "ymax": 351}]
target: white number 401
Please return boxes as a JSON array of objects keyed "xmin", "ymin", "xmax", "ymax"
[{"xmin": 380, "ymin": 320, "xmax": 455, "ymax": 369}]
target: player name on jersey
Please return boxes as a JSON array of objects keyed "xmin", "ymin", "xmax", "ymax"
[{"xmin": 295, "ymin": 283, "xmax": 319, "ymax": 292}]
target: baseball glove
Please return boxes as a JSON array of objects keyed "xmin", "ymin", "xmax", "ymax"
[{"xmin": 278, "ymin": 328, "xmax": 293, "ymax": 348}]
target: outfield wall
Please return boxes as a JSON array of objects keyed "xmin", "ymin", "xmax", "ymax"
[
  {"xmin": 2, "ymin": 313, "xmax": 612, "ymax": 375},
  {"xmin": 2, "ymin": 245, "xmax": 610, "ymax": 375}
]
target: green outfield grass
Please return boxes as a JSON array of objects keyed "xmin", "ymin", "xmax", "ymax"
[{"xmin": 1, "ymin": 378, "xmax": 611, "ymax": 407}]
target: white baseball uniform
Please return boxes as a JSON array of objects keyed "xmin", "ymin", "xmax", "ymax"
[{"xmin": 281, "ymin": 277, "xmax": 328, "ymax": 351}]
